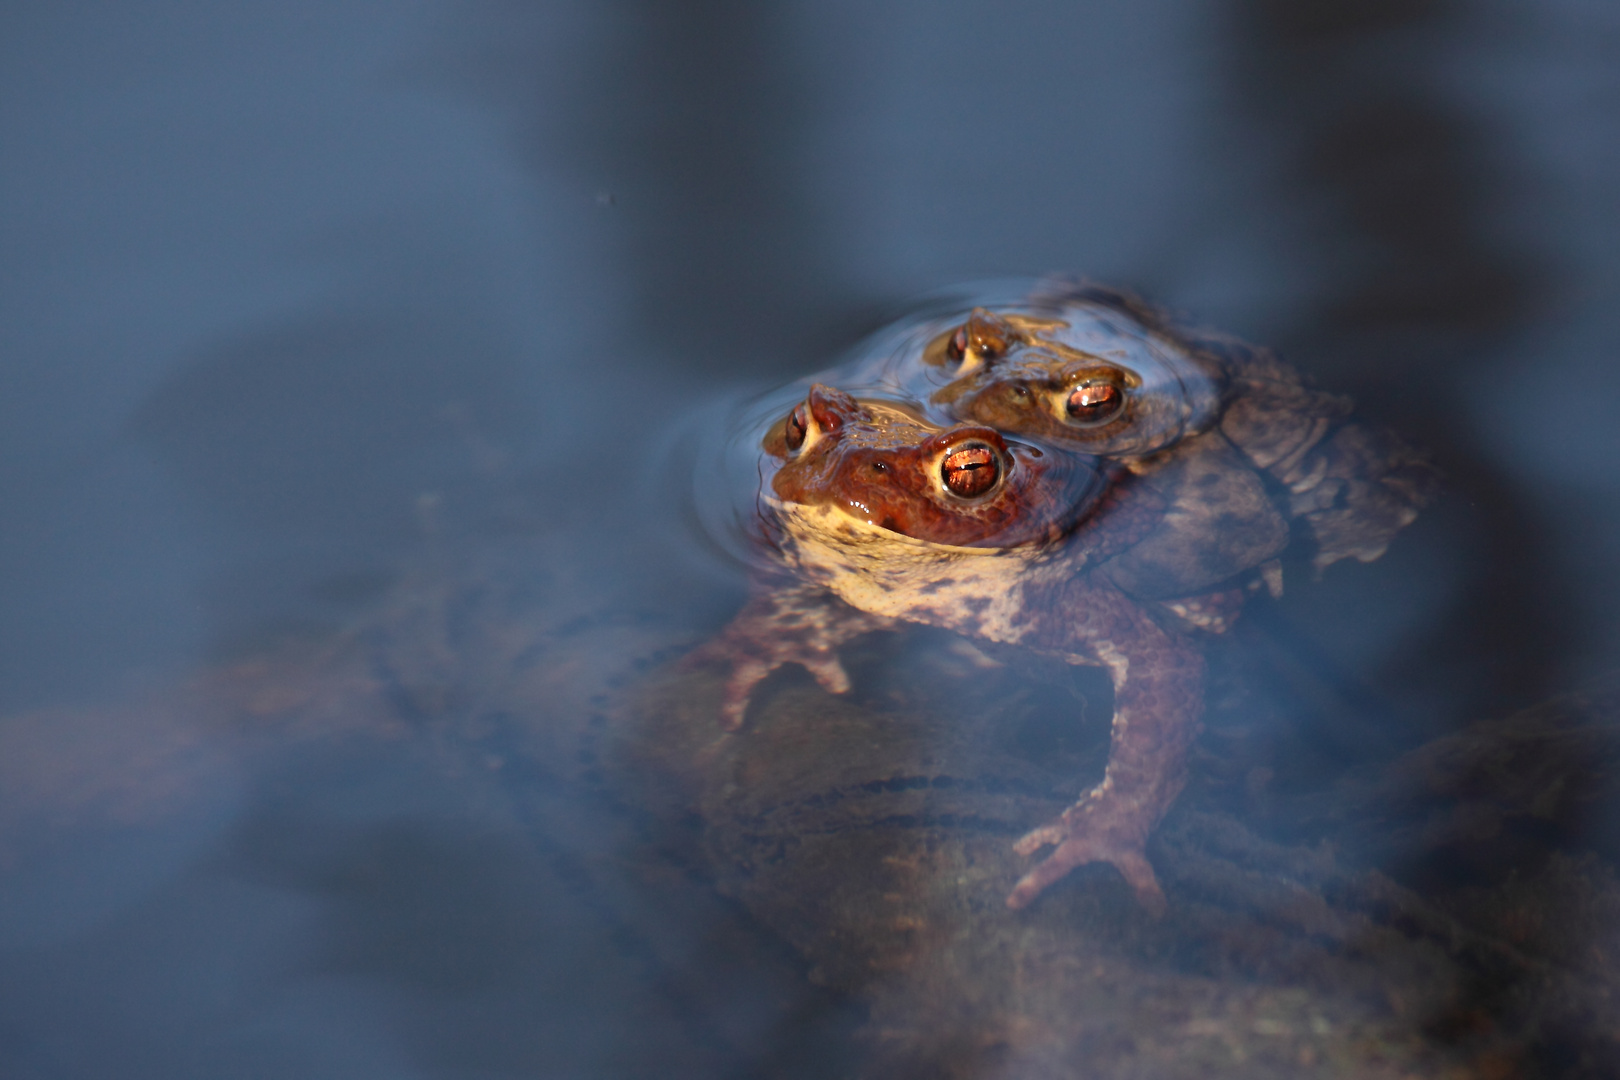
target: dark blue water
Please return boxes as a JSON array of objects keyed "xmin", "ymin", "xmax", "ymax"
[{"xmin": 3, "ymin": 2, "xmax": 1619, "ymax": 1075}]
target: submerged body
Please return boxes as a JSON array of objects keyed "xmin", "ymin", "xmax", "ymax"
[{"xmin": 696, "ymin": 283, "xmax": 1436, "ymax": 910}]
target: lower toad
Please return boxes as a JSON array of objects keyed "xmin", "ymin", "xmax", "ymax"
[{"xmin": 694, "ymin": 386, "xmax": 1257, "ymax": 911}]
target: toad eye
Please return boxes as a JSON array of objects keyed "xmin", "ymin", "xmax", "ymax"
[
  {"xmin": 784, "ymin": 402, "xmax": 809, "ymax": 450},
  {"xmin": 942, "ymin": 310, "xmax": 1011, "ymax": 365},
  {"xmin": 941, "ymin": 443, "xmax": 1000, "ymax": 498},
  {"xmin": 1065, "ymin": 381, "xmax": 1125, "ymax": 425}
]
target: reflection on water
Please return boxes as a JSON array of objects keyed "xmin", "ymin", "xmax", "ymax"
[{"xmin": 3, "ymin": 0, "xmax": 1619, "ymax": 1076}]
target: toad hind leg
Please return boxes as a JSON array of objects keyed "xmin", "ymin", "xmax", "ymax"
[{"xmin": 1007, "ymin": 587, "xmax": 1205, "ymax": 913}]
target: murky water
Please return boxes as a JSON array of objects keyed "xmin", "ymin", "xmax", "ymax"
[{"xmin": 4, "ymin": 1, "xmax": 1620, "ymax": 1076}]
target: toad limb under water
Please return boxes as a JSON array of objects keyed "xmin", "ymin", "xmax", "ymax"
[{"xmin": 692, "ymin": 284, "xmax": 1437, "ymax": 911}]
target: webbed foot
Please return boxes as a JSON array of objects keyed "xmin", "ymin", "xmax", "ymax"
[
  {"xmin": 682, "ymin": 632, "xmax": 855, "ymax": 731},
  {"xmin": 1007, "ymin": 793, "xmax": 1166, "ymax": 915},
  {"xmin": 683, "ymin": 584, "xmax": 893, "ymax": 731}
]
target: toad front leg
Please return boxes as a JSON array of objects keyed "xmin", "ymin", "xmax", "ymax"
[
  {"xmin": 687, "ymin": 580, "xmax": 897, "ymax": 730},
  {"xmin": 1007, "ymin": 581, "xmax": 1205, "ymax": 914}
]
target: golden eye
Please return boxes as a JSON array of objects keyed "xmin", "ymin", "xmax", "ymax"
[
  {"xmin": 941, "ymin": 443, "xmax": 1000, "ymax": 498},
  {"xmin": 1065, "ymin": 381, "xmax": 1124, "ymax": 424},
  {"xmin": 784, "ymin": 402, "xmax": 809, "ymax": 450},
  {"xmin": 942, "ymin": 310, "xmax": 1012, "ymax": 365}
]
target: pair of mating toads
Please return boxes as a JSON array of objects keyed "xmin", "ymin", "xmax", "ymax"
[{"xmin": 692, "ymin": 280, "xmax": 1437, "ymax": 913}]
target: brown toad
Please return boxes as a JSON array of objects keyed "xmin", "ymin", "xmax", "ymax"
[
  {"xmin": 857, "ymin": 281, "xmax": 1437, "ymax": 571},
  {"xmin": 693, "ymin": 284, "xmax": 1436, "ymax": 911}
]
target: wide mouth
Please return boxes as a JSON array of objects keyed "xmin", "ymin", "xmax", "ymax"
[
  {"xmin": 767, "ymin": 427, "xmax": 1107, "ymax": 549},
  {"xmin": 759, "ymin": 494, "xmax": 1053, "ymax": 557}
]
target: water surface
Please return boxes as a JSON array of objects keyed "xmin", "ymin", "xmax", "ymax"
[{"xmin": 3, "ymin": 1, "xmax": 1620, "ymax": 1075}]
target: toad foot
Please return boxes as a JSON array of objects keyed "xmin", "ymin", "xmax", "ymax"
[
  {"xmin": 1007, "ymin": 795, "xmax": 1166, "ymax": 916},
  {"xmin": 683, "ymin": 583, "xmax": 894, "ymax": 731}
]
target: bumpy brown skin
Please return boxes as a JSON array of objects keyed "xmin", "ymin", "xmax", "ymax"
[
  {"xmin": 765, "ymin": 384, "xmax": 1106, "ymax": 548},
  {"xmin": 695, "ymin": 386, "xmax": 1219, "ymax": 913},
  {"xmin": 689, "ymin": 385, "xmax": 1106, "ymax": 734},
  {"xmin": 925, "ymin": 306, "xmax": 1221, "ymax": 460},
  {"xmin": 997, "ymin": 573, "xmax": 1205, "ymax": 912},
  {"xmin": 691, "ymin": 582, "xmax": 897, "ymax": 733},
  {"xmin": 928, "ymin": 283, "xmax": 1439, "ymax": 570},
  {"xmin": 696, "ymin": 287, "xmax": 1436, "ymax": 913}
]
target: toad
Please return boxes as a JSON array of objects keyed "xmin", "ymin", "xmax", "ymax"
[
  {"xmin": 863, "ymin": 281, "xmax": 1437, "ymax": 572},
  {"xmin": 693, "ymin": 286, "xmax": 1437, "ymax": 911}
]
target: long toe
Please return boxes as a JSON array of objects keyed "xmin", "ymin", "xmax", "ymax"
[
  {"xmin": 804, "ymin": 654, "xmax": 852, "ymax": 695},
  {"xmin": 718, "ymin": 658, "xmax": 771, "ymax": 730}
]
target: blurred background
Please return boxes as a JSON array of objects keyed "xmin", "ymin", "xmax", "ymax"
[{"xmin": 2, "ymin": 1, "xmax": 1618, "ymax": 1075}]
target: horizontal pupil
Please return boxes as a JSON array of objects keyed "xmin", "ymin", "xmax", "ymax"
[
  {"xmin": 1067, "ymin": 382, "xmax": 1122, "ymax": 421},
  {"xmin": 942, "ymin": 443, "xmax": 998, "ymax": 497}
]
